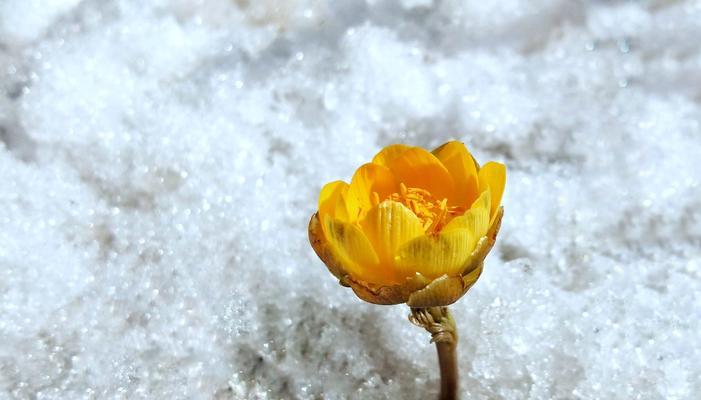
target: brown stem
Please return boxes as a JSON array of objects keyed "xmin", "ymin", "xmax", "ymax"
[
  {"xmin": 435, "ymin": 338, "xmax": 458, "ymax": 400},
  {"xmin": 409, "ymin": 307, "xmax": 459, "ymax": 400}
]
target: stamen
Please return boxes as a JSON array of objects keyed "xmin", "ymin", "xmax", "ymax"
[{"xmin": 387, "ymin": 186, "xmax": 465, "ymax": 235}]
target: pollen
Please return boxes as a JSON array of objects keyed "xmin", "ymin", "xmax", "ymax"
[{"xmin": 389, "ymin": 183, "xmax": 464, "ymax": 234}]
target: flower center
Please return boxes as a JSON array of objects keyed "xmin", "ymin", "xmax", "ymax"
[{"xmin": 380, "ymin": 183, "xmax": 464, "ymax": 234}]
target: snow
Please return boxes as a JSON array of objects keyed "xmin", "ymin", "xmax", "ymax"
[{"xmin": 1, "ymin": 0, "xmax": 700, "ymax": 399}]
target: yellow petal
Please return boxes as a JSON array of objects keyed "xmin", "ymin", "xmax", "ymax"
[
  {"xmin": 321, "ymin": 215, "xmax": 392, "ymax": 284},
  {"xmin": 318, "ymin": 180, "xmax": 349, "ymax": 221},
  {"xmin": 328, "ymin": 185, "xmax": 358, "ymax": 222},
  {"xmin": 360, "ymin": 201, "xmax": 425, "ymax": 275},
  {"xmin": 442, "ymin": 195, "xmax": 490, "ymax": 242},
  {"xmin": 432, "ymin": 141, "xmax": 479, "ymax": 208},
  {"xmin": 338, "ymin": 189, "xmax": 359, "ymax": 222},
  {"xmin": 478, "ymin": 161, "xmax": 506, "ymax": 219},
  {"xmin": 371, "ymin": 144, "xmax": 411, "ymax": 166},
  {"xmin": 317, "ymin": 180, "xmax": 372, "ymax": 223},
  {"xmin": 471, "ymin": 153, "xmax": 481, "ymax": 172},
  {"xmin": 308, "ymin": 213, "xmax": 347, "ymax": 280},
  {"xmin": 455, "ymin": 204, "xmax": 504, "ymax": 277},
  {"xmin": 346, "ymin": 163, "xmax": 399, "ymax": 222},
  {"xmin": 394, "ymin": 229, "xmax": 476, "ymax": 279},
  {"xmin": 469, "ymin": 187, "xmax": 491, "ymax": 212},
  {"xmin": 387, "ymin": 147, "xmax": 456, "ymax": 203}
]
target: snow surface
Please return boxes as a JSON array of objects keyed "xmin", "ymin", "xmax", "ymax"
[{"xmin": 1, "ymin": 0, "xmax": 700, "ymax": 399}]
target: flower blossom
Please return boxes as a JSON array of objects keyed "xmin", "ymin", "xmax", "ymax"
[{"xmin": 309, "ymin": 141, "xmax": 505, "ymax": 307}]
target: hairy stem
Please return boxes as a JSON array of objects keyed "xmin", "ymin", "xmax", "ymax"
[{"xmin": 409, "ymin": 307, "xmax": 459, "ymax": 400}]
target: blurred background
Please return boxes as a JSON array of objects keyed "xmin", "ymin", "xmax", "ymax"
[{"xmin": 1, "ymin": 0, "xmax": 700, "ymax": 399}]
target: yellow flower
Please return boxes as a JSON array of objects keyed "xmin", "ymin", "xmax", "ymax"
[{"xmin": 308, "ymin": 141, "xmax": 505, "ymax": 307}]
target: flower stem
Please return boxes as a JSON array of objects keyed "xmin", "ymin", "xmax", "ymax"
[
  {"xmin": 435, "ymin": 335, "xmax": 458, "ymax": 400},
  {"xmin": 409, "ymin": 307, "xmax": 459, "ymax": 400}
]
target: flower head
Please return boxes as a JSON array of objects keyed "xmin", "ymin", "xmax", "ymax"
[{"xmin": 308, "ymin": 141, "xmax": 505, "ymax": 307}]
